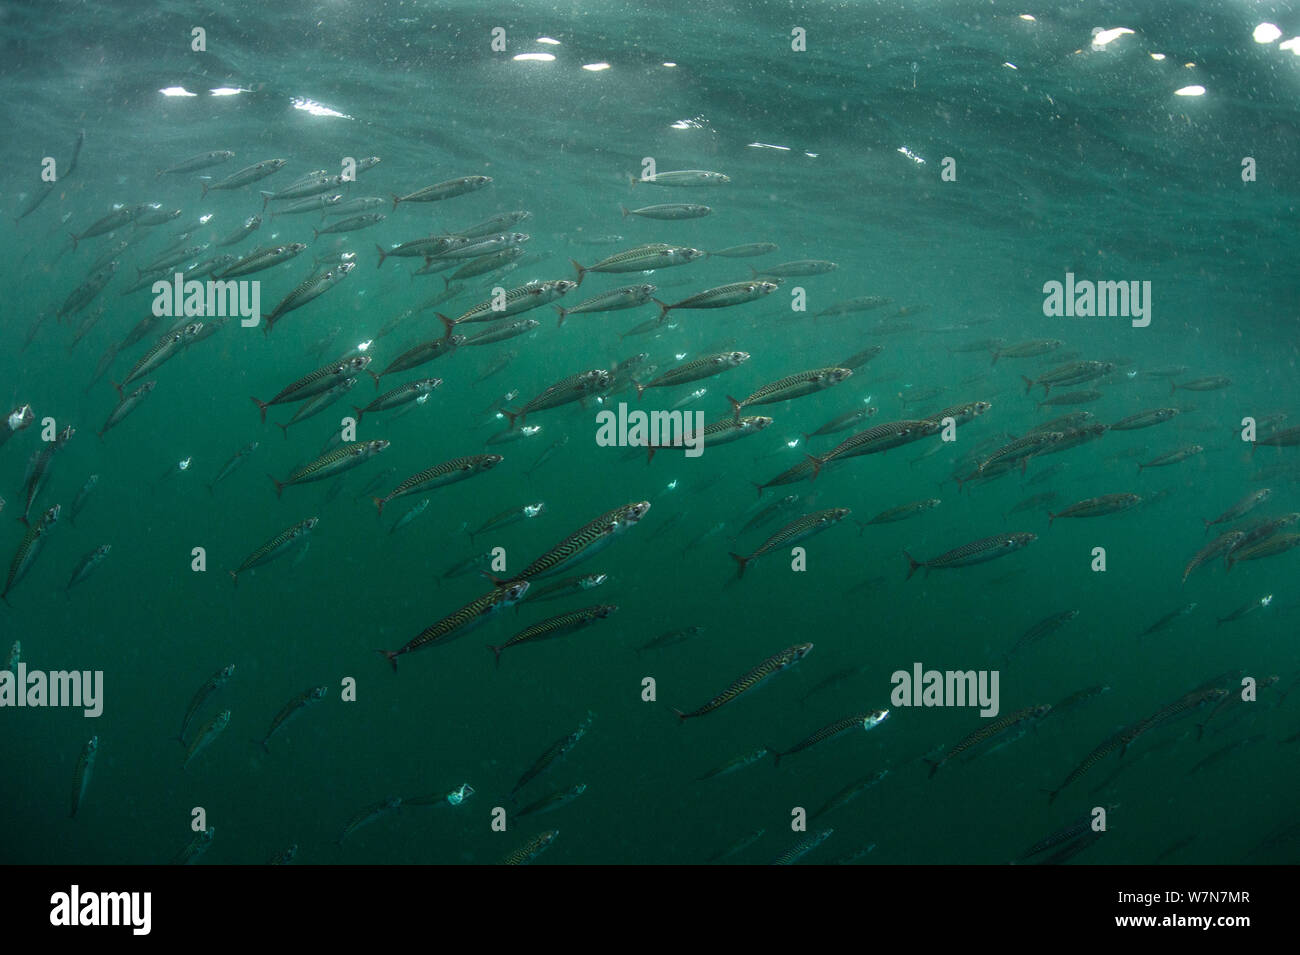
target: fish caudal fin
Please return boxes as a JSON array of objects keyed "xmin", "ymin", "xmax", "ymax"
[
  {"xmin": 377, "ymin": 649, "xmax": 399, "ymax": 673},
  {"xmin": 375, "ymin": 244, "xmax": 388, "ymax": 269},
  {"xmin": 251, "ymin": 396, "xmax": 269, "ymax": 423},
  {"xmin": 726, "ymin": 395, "xmax": 742, "ymax": 423},
  {"xmin": 269, "ymin": 474, "xmax": 284, "ymax": 499},
  {"xmin": 653, "ymin": 299, "xmax": 671, "ymax": 321},
  {"xmin": 554, "ymin": 305, "xmax": 567, "ymax": 327},
  {"xmin": 904, "ymin": 551, "xmax": 923, "ymax": 580},
  {"xmin": 436, "ymin": 313, "xmax": 455, "ymax": 340},
  {"xmin": 729, "ymin": 552, "xmax": 749, "ymax": 579},
  {"xmin": 487, "ymin": 645, "xmax": 504, "ymax": 667},
  {"xmin": 570, "ymin": 259, "xmax": 586, "ymax": 286}
]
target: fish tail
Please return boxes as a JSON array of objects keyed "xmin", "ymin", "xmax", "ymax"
[
  {"xmin": 200, "ymin": 181, "xmax": 209, "ymax": 198},
  {"xmin": 503, "ymin": 408, "xmax": 522, "ymax": 430},
  {"xmin": 1048, "ymin": 513, "xmax": 1056, "ymax": 526},
  {"xmin": 480, "ymin": 571, "xmax": 507, "ymax": 587},
  {"xmin": 351, "ymin": 406, "xmax": 364, "ymax": 423},
  {"xmin": 729, "ymin": 552, "xmax": 749, "ymax": 579},
  {"xmin": 276, "ymin": 422, "xmax": 288, "ymax": 440},
  {"xmin": 806, "ymin": 454, "xmax": 823, "ymax": 481},
  {"xmin": 261, "ymin": 192, "xmax": 271, "ymax": 212},
  {"xmin": 646, "ymin": 445, "xmax": 657, "ymax": 465},
  {"xmin": 372, "ymin": 497, "xmax": 386, "ymax": 517},
  {"xmin": 654, "ymin": 299, "xmax": 671, "ymax": 321},
  {"xmin": 1137, "ymin": 463, "xmax": 1145, "ymax": 473},
  {"xmin": 111, "ymin": 380, "xmax": 124, "ymax": 400},
  {"xmin": 487, "ymin": 645, "xmax": 503, "ymax": 667},
  {"xmin": 443, "ymin": 275, "xmax": 452, "ymax": 291},
  {"xmin": 1170, "ymin": 381, "xmax": 1177, "ymax": 396},
  {"xmin": 1021, "ymin": 375, "xmax": 1033, "ymax": 395},
  {"xmin": 671, "ymin": 708, "xmax": 688, "ymax": 724},
  {"xmin": 312, "ymin": 227, "xmax": 320, "ymax": 240},
  {"xmin": 751, "ymin": 481, "xmax": 764, "ymax": 498},
  {"xmin": 436, "ymin": 312, "xmax": 455, "ymax": 341},
  {"xmin": 570, "ymin": 259, "xmax": 586, "ymax": 286},
  {"xmin": 925, "ymin": 759, "xmax": 940, "ymax": 779},
  {"xmin": 229, "ymin": 571, "xmax": 238, "ymax": 586},
  {"xmin": 726, "ymin": 395, "xmax": 742, "ymax": 423},
  {"xmin": 391, "ymin": 194, "xmax": 400, "ymax": 211},
  {"xmin": 801, "ymin": 433, "xmax": 811, "ymax": 445},
  {"xmin": 369, "ymin": 370, "xmax": 381, "ymax": 390},
  {"xmin": 251, "ymin": 396, "xmax": 269, "ymax": 423},
  {"xmin": 1045, "ymin": 788, "xmax": 1059, "ymax": 804},
  {"xmin": 991, "ymin": 351, "xmax": 1000, "ymax": 365},
  {"xmin": 269, "ymin": 474, "xmax": 284, "ymax": 499},
  {"xmin": 554, "ymin": 305, "xmax": 567, "ymax": 327},
  {"xmin": 377, "ymin": 649, "xmax": 399, "ymax": 673},
  {"xmin": 904, "ymin": 550, "xmax": 922, "ymax": 581},
  {"xmin": 634, "ymin": 381, "xmax": 645, "ymax": 401},
  {"xmin": 375, "ymin": 244, "xmax": 388, "ymax": 269}
]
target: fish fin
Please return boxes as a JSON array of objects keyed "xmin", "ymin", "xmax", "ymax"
[
  {"xmin": 436, "ymin": 313, "xmax": 455, "ymax": 341},
  {"xmin": 487, "ymin": 645, "xmax": 503, "ymax": 667},
  {"xmin": 269, "ymin": 474, "xmax": 283, "ymax": 499},
  {"xmin": 634, "ymin": 381, "xmax": 645, "ymax": 401},
  {"xmin": 1170, "ymin": 381, "xmax": 1176, "ymax": 396},
  {"xmin": 351, "ymin": 406, "xmax": 364, "ymax": 423},
  {"xmin": 646, "ymin": 445, "xmax": 657, "ymax": 465},
  {"xmin": 991, "ymin": 351, "xmax": 1000, "ymax": 365},
  {"xmin": 200, "ymin": 181, "xmax": 209, "ymax": 198},
  {"xmin": 391, "ymin": 194, "xmax": 401, "ymax": 211},
  {"xmin": 925, "ymin": 758, "xmax": 940, "ymax": 779},
  {"xmin": 275, "ymin": 422, "xmax": 288, "ymax": 440},
  {"xmin": 372, "ymin": 497, "xmax": 386, "ymax": 517},
  {"xmin": 229, "ymin": 571, "xmax": 238, "ymax": 587},
  {"xmin": 312, "ymin": 228, "xmax": 320, "ymax": 240},
  {"xmin": 621, "ymin": 206, "xmax": 631, "ymax": 218},
  {"xmin": 503, "ymin": 409, "xmax": 522, "ymax": 430},
  {"xmin": 729, "ymin": 552, "xmax": 748, "ymax": 579},
  {"xmin": 554, "ymin": 305, "xmax": 567, "ymax": 327},
  {"xmin": 260, "ymin": 192, "xmax": 272, "ymax": 211},
  {"xmin": 250, "ymin": 396, "xmax": 269, "ymax": 423},
  {"xmin": 1048, "ymin": 513, "xmax": 1056, "ymax": 526},
  {"xmin": 671, "ymin": 708, "xmax": 687, "ymax": 724},
  {"xmin": 726, "ymin": 395, "xmax": 742, "ymax": 423},
  {"xmin": 480, "ymin": 571, "xmax": 506, "ymax": 587},
  {"xmin": 377, "ymin": 649, "xmax": 398, "ymax": 673},
  {"xmin": 806, "ymin": 454, "xmax": 823, "ymax": 481},
  {"xmin": 904, "ymin": 550, "xmax": 922, "ymax": 581},
  {"xmin": 653, "ymin": 299, "xmax": 671, "ymax": 321},
  {"xmin": 375, "ymin": 244, "xmax": 388, "ymax": 269},
  {"xmin": 369, "ymin": 370, "xmax": 381, "ymax": 390},
  {"xmin": 771, "ymin": 750, "xmax": 783, "ymax": 769},
  {"xmin": 570, "ymin": 259, "xmax": 586, "ymax": 286},
  {"xmin": 1021, "ymin": 376, "xmax": 1034, "ymax": 395}
]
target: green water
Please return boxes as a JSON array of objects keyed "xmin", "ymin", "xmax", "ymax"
[{"xmin": 2, "ymin": 0, "xmax": 1298, "ymax": 865}]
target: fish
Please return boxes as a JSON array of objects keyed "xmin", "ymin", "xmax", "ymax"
[
  {"xmin": 925, "ymin": 705, "xmax": 1051, "ymax": 777},
  {"xmin": 631, "ymin": 169, "xmax": 730, "ymax": 186},
  {"xmin": 510, "ymin": 712, "xmax": 595, "ymax": 800},
  {"xmin": 1216, "ymin": 594, "xmax": 1272, "ymax": 627},
  {"xmin": 216, "ymin": 243, "xmax": 308, "ymax": 279},
  {"xmin": 706, "ymin": 243, "xmax": 778, "ymax": 258},
  {"xmin": 257, "ymin": 686, "xmax": 328, "ymax": 751},
  {"xmin": 208, "ymin": 442, "xmax": 259, "ymax": 494},
  {"xmin": 523, "ymin": 573, "xmax": 609, "ymax": 605},
  {"xmin": 990, "ymin": 339, "xmax": 1063, "ymax": 364},
  {"xmin": 726, "ymin": 367, "xmax": 852, "ymax": 420},
  {"xmin": 861, "ymin": 499, "xmax": 942, "ymax": 528},
  {"xmin": 1254, "ymin": 424, "xmax": 1300, "ymax": 449},
  {"xmin": 1137, "ymin": 445, "xmax": 1203, "ymax": 471},
  {"xmin": 1, "ymin": 404, "xmax": 36, "ymax": 449},
  {"xmin": 230, "ymin": 519, "xmax": 318, "ymax": 583},
  {"xmin": 622, "ymin": 202, "xmax": 711, "ymax": 219},
  {"xmin": 4, "ymin": 505, "xmax": 60, "ymax": 603},
  {"xmin": 64, "ymin": 544, "xmax": 111, "ymax": 595},
  {"xmin": 499, "ymin": 830, "xmax": 560, "ymax": 865},
  {"xmin": 570, "ymin": 243, "xmax": 704, "ymax": 286},
  {"xmin": 69, "ymin": 737, "xmax": 98, "ymax": 818},
  {"xmin": 729, "ymin": 508, "xmax": 851, "ymax": 578},
  {"xmin": 262, "ymin": 262, "xmax": 356, "ymax": 334},
  {"xmin": 672, "ymin": 643, "xmax": 813, "ymax": 721},
  {"xmin": 370, "ymin": 334, "xmax": 462, "ymax": 386},
  {"xmin": 1048, "ymin": 493, "xmax": 1142, "ymax": 525},
  {"xmin": 771, "ymin": 710, "xmax": 889, "ymax": 767},
  {"xmin": 372, "ymin": 455, "xmax": 503, "ymax": 515},
  {"xmin": 515, "ymin": 784, "xmax": 587, "ymax": 818},
  {"xmin": 215, "ymin": 215, "xmax": 262, "ymax": 247},
  {"xmin": 440, "ymin": 247, "xmax": 526, "ymax": 286},
  {"xmin": 1182, "ymin": 530, "xmax": 1247, "ymax": 582},
  {"xmin": 443, "ymin": 280, "xmax": 577, "ymax": 325},
  {"xmin": 1021, "ymin": 360, "xmax": 1114, "ymax": 396},
  {"xmin": 1225, "ymin": 533, "xmax": 1300, "ymax": 567},
  {"xmin": 452, "ymin": 210, "xmax": 533, "ymax": 238},
  {"xmin": 1109, "ymin": 408, "xmax": 1179, "ymax": 430},
  {"xmin": 770, "ymin": 828, "xmax": 834, "ymax": 865},
  {"xmin": 1004, "ymin": 610, "xmax": 1080, "ymax": 659},
  {"xmin": 635, "ymin": 352, "xmax": 749, "ymax": 399},
  {"xmin": 555, "ymin": 284, "xmax": 658, "ymax": 325},
  {"xmin": 170, "ymin": 827, "xmax": 215, "ymax": 865},
  {"xmin": 654, "ymin": 281, "xmax": 779, "ymax": 319},
  {"xmin": 177, "ymin": 664, "xmax": 235, "ymax": 745},
  {"xmin": 1138, "ymin": 602, "xmax": 1197, "ymax": 638},
  {"xmin": 751, "ymin": 260, "xmax": 838, "ymax": 278},
  {"xmin": 262, "ymin": 179, "xmax": 347, "ymax": 211},
  {"xmin": 1171, "ymin": 375, "xmax": 1232, "ymax": 393},
  {"xmin": 837, "ymin": 345, "xmax": 885, "ymax": 370},
  {"xmin": 392, "ymin": 175, "xmax": 492, "ymax": 208},
  {"xmin": 270, "ymin": 441, "xmax": 389, "ymax": 497},
  {"xmin": 636, "ymin": 625, "xmax": 705, "ymax": 654},
  {"xmin": 695, "ymin": 746, "xmax": 768, "ymax": 782},
  {"xmin": 159, "ymin": 148, "xmax": 236, "ymax": 176},
  {"xmin": 503, "ymin": 370, "xmax": 612, "ymax": 428},
  {"xmin": 495, "ymin": 503, "xmax": 651, "ymax": 585},
  {"xmin": 1204, "ymin": 488, "xmax": 1272, "ymax": 533},
  {"xmin": 811, "ymin": 770, "xmax": 890, "ymax": 821},
  {"xmin": 183, "ymin": 710, "xmax": 231, "ymax": 768},
  {"xmin": 200, "ymin": 158, "xmax": 287, "ymax": 196},
  {"xmin": 1037, "ymin": 389, "xmax": 1102, "ymax": 408},
  {"xmin": 469, "ymin": 502, "xmax": 546, "ymax": 542},
  {"xmin": 351, "ymin": 379, "xmax": 443, "ymax": 423},
  {"xmin": 803, "ymin": 406, "xmax": 878, "ymax": 441},
  {"xmin": 1018, "ymin": 807, "xmax": 1116, "ymax": 861},
  {"xmin": 377, "ymin": 582, "xmax": 530, "ymax": 671},
  {"xmin": 487, "ymin": 605, "xmax": 618, "ymax": 665},
  {"xmin": 251, "ymin": 355, "xmax": 373, "ymax": 421},
  {"xmin": 337, "ymin": 796, "xmax": 403, "ymax": 844},
  {"xmin": 904, "ymin": 533, "xmax": 1037, "ymax": 579},
  {"xmin": 823, "ymin": 420, "xmax": 943, "ymax": 466}
]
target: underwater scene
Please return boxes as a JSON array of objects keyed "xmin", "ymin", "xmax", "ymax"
[{"xmin": 2, "ymin": 0, "xmax": 1299, "ymax": 867}]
